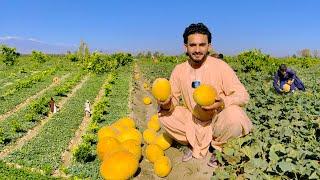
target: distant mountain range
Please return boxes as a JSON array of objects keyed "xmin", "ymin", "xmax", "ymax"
[{"xmin": 0, "ymin": 36, "xmax": 77, "ymax": 54}]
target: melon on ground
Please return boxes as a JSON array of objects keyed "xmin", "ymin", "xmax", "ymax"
[
  {"xmin": 117, "ymin": 127, "xmax": 142, "ymax": 144},
  {"xmin": 143, "ymin": 128, "xmax": 157, "ymax": 144},
  {"xmin": 147, "ymin": 114, "xmax": 161, "ymax": 132},
  {"xmin": 97, "ymin": 126, "xmax": 118, "ymax": 142},
  {"xmin": 113, "ymin": 117, "xmax": 136, "ymax": 128},
  {"xmin": 154, "ymin": 156, "xmax": 172, "ymax": 177},
  {"xmin": 153, "ymin": 133, "xmax": 172, "ymax": 150},
  {"xmin": 122, "ymin": 139, "xmax": 142, "ymax": 161},
  {"xmin": 100, "ymin": 150, "xmax": 139, "ymax": 180},
  {"xmin": 97, "ymin": 137, "xmax": 122, "ymax": 160},
  {"xmin": 143, "ymin": 97, "xmax": 152, "ymax": 105},
  {"xmin": 145, "ymin": 144, "xmax": 164, "ymax": 163}
]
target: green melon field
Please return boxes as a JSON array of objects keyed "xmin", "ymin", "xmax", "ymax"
[{"xmin": 0, "ymin": 49, "xmax": 319, "ymax": 179}]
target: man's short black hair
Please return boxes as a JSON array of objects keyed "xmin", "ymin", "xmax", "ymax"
[
  {"xmin": 183, "ymin": 23, "xmax": 212, "ymax": 44},
  {"xmin": 279, "ymin": 64, "xmax": 287, "ymax": 71}
]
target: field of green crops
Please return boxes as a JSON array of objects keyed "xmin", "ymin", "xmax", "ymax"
[{"xmin": 0, "ymin": 50, "xmax": 319, "ymax": 179}]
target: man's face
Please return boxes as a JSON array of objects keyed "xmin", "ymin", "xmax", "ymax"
[
  {"xmin": 281, "ymin": 70, "xmax": 286, "ymax": 76},
  {"xmin": 185, "ymin": 33, "xmax": 211, "ymax": 64}
]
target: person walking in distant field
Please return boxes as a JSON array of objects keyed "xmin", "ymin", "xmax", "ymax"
[
  {"xmin": 157, "ymin": 23, "xmax": 252, "ymax": 167},
  {"xmin": 84, "ymin": 100, "xmax": 92, "ymax": 117},
  {"xmin": 49, "ymin": 97, "xmax": 58, "ymax": 114},
  {"xmin": 273, "ymin": 64, "xmax": 305, "ymax": 94}
]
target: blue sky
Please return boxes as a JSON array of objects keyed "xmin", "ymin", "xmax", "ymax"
[{"xmin": 1, "ymin": 0, "xmax": 320, "ymax": 56}]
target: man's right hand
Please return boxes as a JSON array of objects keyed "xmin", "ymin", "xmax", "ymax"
[{"xmin": 157, "ymin": 95, "xmax": 172, "ymax": 110}]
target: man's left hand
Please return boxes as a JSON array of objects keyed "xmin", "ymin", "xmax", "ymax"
[{"xmin": 201, "ymin": 97, "xmax": 225, "ymax": 111}]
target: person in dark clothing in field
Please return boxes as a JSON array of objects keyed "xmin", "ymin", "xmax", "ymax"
[{"xmin": 273, "ymin": 64, "xmax": 305, "ymax": 93}]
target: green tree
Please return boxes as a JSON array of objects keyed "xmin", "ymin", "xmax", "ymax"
[
  {"xmin": 0, "ymin": 45, "xmax": 20, "ymax": 65},
  {"xmin": 31, "ymin": 50, "xmax": 48, "ymax": 63}
]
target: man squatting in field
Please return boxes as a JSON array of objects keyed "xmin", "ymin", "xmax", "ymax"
[
  {"xmin": 273, "ymin": 64, "xmax": 305, "ymax": 94},
  {"xmin": 157, "ymin": 23, "xmax": 252, "ymax": 167}
]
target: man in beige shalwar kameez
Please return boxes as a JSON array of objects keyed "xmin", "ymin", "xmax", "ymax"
[{"xmin": 157, "ymin": 23, "xmax": 252, "ymax": 167}]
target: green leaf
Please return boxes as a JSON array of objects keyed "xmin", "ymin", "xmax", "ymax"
[{"xmin": 278, "ymin": 160, "xmax": 295, "ymax": 172}]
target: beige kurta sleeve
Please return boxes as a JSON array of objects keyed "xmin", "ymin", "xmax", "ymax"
[
  {"xmin": 169, "ymin": 65, "xmax": 182, "ymax": 107},
  {"xmin": 219, "ymin": 62, "xmax": 249, "ymax": 107}
]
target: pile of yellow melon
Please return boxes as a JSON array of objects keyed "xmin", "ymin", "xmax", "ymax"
[
  {"xmin": 97, "ymin": 117, "xmax": 142, "ymax": 179},
  {"xmin": 97, "ymin": 115, "xmax": 173, "ymax": 179},
  {"xmin": 143, "ymin": 114, "xmax": 173, "ymax": 177}
]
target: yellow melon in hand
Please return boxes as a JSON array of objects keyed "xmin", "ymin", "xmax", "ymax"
[
  {"xmin": 97, "ymin": 126, "xmax": 117, "ymax": 142},
  {"xmin": 143, "ymin": 97, "xmax": 152, "ymax": 105},
  {"xmin": 100, "ymin": 150, "xmax": 139, "ymax": 180},
  {"xmin": 145, "ymin": 144, "xmax": 164, "ymax": 163},
  {"xmin": 122, "ymin": 139, "xmax": 142, "ymax": 161},
  {"xmin": 153, "ymin": 133, "xmax": 172, "ymax": 150},
  {"xmin": 143, "ymin": 128, "xmax": 157, "ymax": 144},
  {"xmin": 283, "ymin": 84, "xmax": 291, "ymax": 93},
  {"xmin": 113, "ymin": 117, "xmax": 136, "ymax": 128},
  {"xmin": 118, "ymin": 128, "xmax": 142, "ymax": 144},
  {"xmin": 193, "ymin": 84, "xmax": 217, "ymax": 106},
  {"xmin": 154, "ymin": 156, "xmax": 172, "ymax": 177},
  {"xmin": 96, "ymin": 137, "xmax": 122, "ymax": 160},
  {"xmin": 152, "ymin": 78, "xmax": 171, "ymax": 101},
  {"xmin": 147, "ymin": 114, "xmax": 160, "ymax": 132}
]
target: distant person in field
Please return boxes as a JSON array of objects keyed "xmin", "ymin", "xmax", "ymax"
[
  {"xmin": 84, "ymin": 100, "xmax": 92, "ymax": 117},
  {"xmin": 210, "ymin": 53, "xmax": 224, "ymax": 60},
  {"xmin": 49, "ymin": 97, "xmax": 58, "ymax": 114},
  {"xmin": 157, "ymin": 23, "xmax": 252, "ymax": 167},
  {"xmin": 273, "ymin": 64, "xmax": 305, "ymax": 93}
]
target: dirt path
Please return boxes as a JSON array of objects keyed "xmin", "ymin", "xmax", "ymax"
[
  {"xmin": 53, "ymin": 76, "xmax": 110, "ymax": 177},
  {"xmin": 0, "ymin": 75, "xmax": 90, "ymax": 160},
  {"xmin": 0, "ymin": 73, "xmax": 71, "ymax": 122},
  {"xmin": 130, "ymin": 64, "xmax": 215, "ymax": 180}
]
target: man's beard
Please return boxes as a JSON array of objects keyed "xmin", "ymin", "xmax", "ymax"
[{"xmin": 186, "ymin": 52, "xmax": 209, "ymax": 64}]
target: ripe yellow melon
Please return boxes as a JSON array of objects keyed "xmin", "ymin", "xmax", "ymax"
[
  {"xmin": 97, "ymin": 126, "xmax": 117, "ymax": 142},
  {"xmin": 111, "ymin": 123, "xmax": 129, "ymax": 134},
  {"xmin": 96, "ymin": 137, "xmax": 122, "ymax": 160},
  {"xmin": 193, "ymin": 84, "xmax": 217, "ymax": 106},
  {"xmin": 118, "ymin": 128, "xmax": 142, "ymax": 144},
  {"xmin": 143, "ymin": 128, "xmax": 157, "ymax": 144},
  {"xmin": 145, "ymin": 144, "xmax": 164, "ymax": 163},
  {"xmin": 283, "ymin": 84, "xmax": 291, "ymax": 93},
  {"xmin": 154, "ymin": 156, "xmax": 172, "ymax": 177},
  {"xmin": 153, "ymin": 133, "xmax": 172, "ymax": 150},
  {"xmin": 143, "ymin": 82, "xmax": 149, "ymax": 89},
  {"xmin": 122, "ymin": 139, "xmax": 142, "ymax": 161},
  {"xmin": 143, "ymin": 97, "xmax": 152, "ymax": 105},
  {"xmin": 113, "ymin": 117, "xmax": 136, "ymax": 128},
  {"xmin": 147, "ymin": 114, "xmax": 161, "ymax": 132},
  {"xmin": 100, "ymin": 150, "xmax": 139, "ymax": 180},
  {"xmin": 152, "ymin": 78, "xmax": 171, "ymax": 101}
]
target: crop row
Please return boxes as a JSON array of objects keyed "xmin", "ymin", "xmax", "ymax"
[
  {"xmin": 67, "ymin": 65, "xmax": 133, "ymax": 179},
  {"xmin": 0, "ymin": 71, "xmax": 85, "ymax": 151},
  {"xmin": 5, "ymin": 74, "xmax": 107, "ymax": 175}
]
